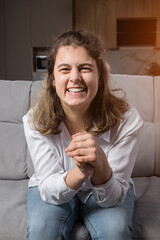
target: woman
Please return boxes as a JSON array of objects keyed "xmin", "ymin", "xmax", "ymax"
[{"xmin": 23, "ymin": 30, "xmax": 143, "ymax": 240}]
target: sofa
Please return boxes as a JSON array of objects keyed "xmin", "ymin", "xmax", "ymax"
[{"xmin": 0, "ymin": 74, "xmax": 160, "ymax": 240}]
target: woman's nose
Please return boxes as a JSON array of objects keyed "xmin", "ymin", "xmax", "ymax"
[{"xmin": 69, "ymin": 69, "xmax": 81, "ymax": 83}]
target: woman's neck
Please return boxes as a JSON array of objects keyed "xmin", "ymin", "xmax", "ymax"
[{"xmin": 65, "ymin": 111, "xmax": 87, "ymax": 135}]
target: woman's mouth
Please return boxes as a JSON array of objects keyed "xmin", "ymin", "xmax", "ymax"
[{"xmin": 67, "ymin": 88, "xmax": 86, "ymax": 93}]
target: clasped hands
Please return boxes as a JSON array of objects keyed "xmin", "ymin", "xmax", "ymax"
[{"xmin": 65, "ymin": 132, "xmax": 110, "ymax": 183}]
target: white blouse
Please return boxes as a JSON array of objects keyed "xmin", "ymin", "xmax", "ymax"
[{"xmin": 23, "ymin": 105, "xmax": 143, "ymax": 207}]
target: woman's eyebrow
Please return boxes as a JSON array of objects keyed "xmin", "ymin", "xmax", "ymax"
[
  {"xmin": 79, "ymin": 63, "xmax": 93, "ymax": 68},
  {"xmin": 57, "ymin": 63, "xmax": 70, "ymax": 69},
  {"xmin": 57, "ymin": 63, "xmax": 93, "ymax": 69}
]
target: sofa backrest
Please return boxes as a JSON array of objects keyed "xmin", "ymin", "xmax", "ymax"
[
  {"xmin": 154, "ymin": 76, "xmax": 160, "ymax": 176},
  {"xmin": 0, "ymin": 75, "xmax": 159, "ymax": 180},
  {"xmin": 110, "ymin": 74, "xmax": 159, "ymax": 177},
  {"xmin": 0, "ymin": 80, "xmax": 32, "ymax": 180}
]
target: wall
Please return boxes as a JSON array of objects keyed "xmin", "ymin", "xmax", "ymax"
[
  {"xmin": 107, "ymin": 47, "xmax": 160, "ymax": 75},
  {"xmin": 74, "ymin": 0, "xmax": 160, "ymax": 49},
  {"xmin": 74, "ymin": 0, "xmax": 160, "ymax": 75},
  {"xmin": 0, "ymin": 0, "xmax": 6, "ymax": 79},
  {"xmin": 0, "ymin": 0, "xmax": 72, "ymax": 80}
]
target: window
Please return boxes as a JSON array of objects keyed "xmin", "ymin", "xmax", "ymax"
[{"xmin": 117, "ymin": 18, "xmax": 157, "ymax": 47}]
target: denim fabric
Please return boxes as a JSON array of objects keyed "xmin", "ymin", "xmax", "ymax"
[
  {"xmin": 79, "ymin": 187, "xmax": 134, "ymax": 240},
  {"xmin": 27, "ymin": 187, "xmax": 134, "ymax": 240}
]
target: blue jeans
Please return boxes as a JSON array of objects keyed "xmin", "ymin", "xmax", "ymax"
[{"xmin": 27, "ymin": 186, "xmax": 134, "ymax": 240}]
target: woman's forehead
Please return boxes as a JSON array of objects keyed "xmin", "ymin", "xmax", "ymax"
[{"xmin": 55, "ymin": 46, "xmax": 94, "ymax": 65}]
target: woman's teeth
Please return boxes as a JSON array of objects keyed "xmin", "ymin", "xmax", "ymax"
[{"xmin": 67, "ymin": 88, "xmax": 85, "ymax": 93}]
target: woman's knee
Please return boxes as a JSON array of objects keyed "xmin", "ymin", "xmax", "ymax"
[
  {"xmin": 102, "ymin": 217, "xmax": 132, "ymax": 240},
  {"xmin": 27, "ymin": 187, "xmax": 79, "ymax": 240},
  {"xmin": 27, "ymin": 192, "xmax": 63, "ymax": 239},
  {"xmin": 84, "ymin": 216, "xmax": 132, "ymax": 240},
  {"xmin": 82, "ymin": 191, "xmax": 133, "ymax": 240},
  {"xmin": 27, "ymin": 217, "xmax": 61, "ymax": 240}
]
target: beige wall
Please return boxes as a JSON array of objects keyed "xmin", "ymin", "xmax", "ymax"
[{"xmin": 74, "ymin": 0, "xmax": 160, "ymax": 48}]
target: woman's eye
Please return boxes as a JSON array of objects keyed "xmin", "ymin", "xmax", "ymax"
[
  {"xmin": 80, "ymin": 67, "xmax": 91, "ymax": 72},
  {"xmin": 60, "ymin": 68, "xmax": 70, "ymax": 73}
]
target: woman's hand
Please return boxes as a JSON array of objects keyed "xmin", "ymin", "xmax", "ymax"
[
  {"xmin": 65, "ymin": 132, "xmax": 94, "ymax": 177},
  {"xmin": 65, "ymin": 132, "xmax": 112, "ymax": 185}
]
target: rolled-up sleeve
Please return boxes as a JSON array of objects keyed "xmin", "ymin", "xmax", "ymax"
[
  {"xmin": 23, "ymin": 112, "xmax": 78, "ymax": 205},
  {"xmin": 89, "ymin": 105, "xmax": 144, "ymax": 207},
  {"xmin": 89, "ymin": 172, "xmax": 129, "ymax": 207}
]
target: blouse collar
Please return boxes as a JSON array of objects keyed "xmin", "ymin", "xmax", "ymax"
[{"xmin": 59, "ymin": 122, "xmax": 110, "ymax": 144}]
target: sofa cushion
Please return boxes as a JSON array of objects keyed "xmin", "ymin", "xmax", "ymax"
[
  {"xmin": 30, "ymin": 80, "xmax": 43, "ymax": 106},
  {"xmin": 154, "ymin": 76, "xmax": 160, "ymax": 122},
  {"xmin": 25, "ymin": 80, "xmax": 43, "ymax": 178},
  {"xmin": 154, "ymin": 77, "xmax": 160, "ymax": 177},
  {"xmin": 26, "ymin": 148, "xmax": 34, "ymax": 178},
  {"xmin": 70, "ymin": 221, "xmax": 91, "ymax": 240},
  {"xmin": 110, "ymin": 74, "xmax": 155, "ymax": 177},
  {"xmin": 0, "ymin": 80, "xmax": 33, "ymax": 180},
  {"xmin": 110, "ymin": 74, "xmax": 154, "ymax": 122},
  {"xmin": 132, "ymin": 122, "xmax": 155, "ymax": 177},
  {"xmin": 133, "ymin": 176, "xmax": 160, "ymax": 239},
  {"xmin": 155, "ymin": 122, "xmax": 160, "ymax": 176},
  {"xmin": 0, "ymin": 180, "xmax": 28, "ymax": 240},
  {"xmin": 0, "ymin": 80, "xmax": 32, "ymax": 123},
  {"xmin": 0, "ymin": 122, "xmax": 28, "ymax": 179}
]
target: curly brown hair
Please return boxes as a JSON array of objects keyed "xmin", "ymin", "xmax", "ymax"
[{"xmin": 31, "ymin": 30, "xmax": 128, "ymax": 136}]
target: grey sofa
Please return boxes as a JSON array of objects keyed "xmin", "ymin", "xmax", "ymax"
[{"xmin": 0, "ymin": 74, "xmax": 160, "ymax": 240}]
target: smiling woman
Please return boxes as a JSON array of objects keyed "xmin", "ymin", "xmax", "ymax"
[
  {"xmin": 30, "ymin": 30, "xmax": 129, "ymax": 136},
  {"xmin": 23, "ymin": 30, "xmax": 143, "ymax": 240},
  {"xmin": 53, "ymin": 45, "xmax": 99, "ymax": 115}
]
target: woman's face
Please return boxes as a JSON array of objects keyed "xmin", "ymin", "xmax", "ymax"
[{"xmin": 53, "ymin": 46, "xmax": 99, "ymax": 114}]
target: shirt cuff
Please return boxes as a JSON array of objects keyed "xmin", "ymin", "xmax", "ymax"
[
  {"xmin": 88, "ymin": 172, "xmax": 129, "ymax": 207},
  {"xmin": 60, "ymin": 171, "xmax": 79, "ymax": 200},
  {"xmin": 40, "ymin": 171, "xmax": 78, "ymax": 205}
]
